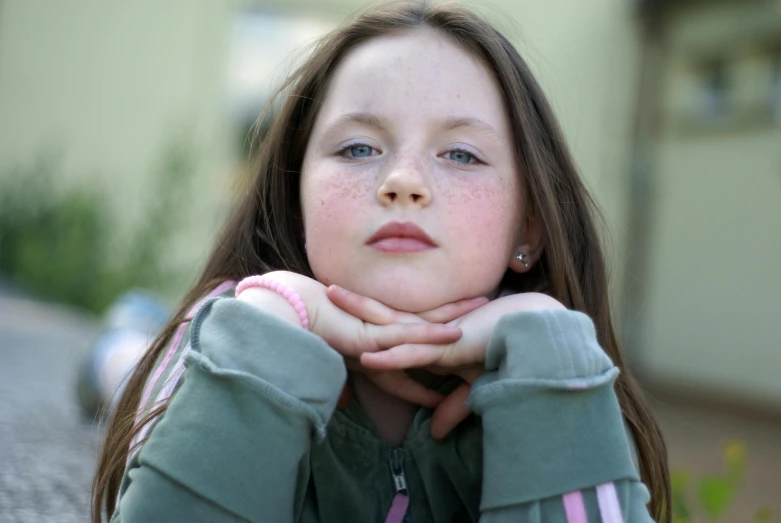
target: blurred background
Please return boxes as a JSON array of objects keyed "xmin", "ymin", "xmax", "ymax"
[{"xmin": 0, "ymin": 0, "xmax": 779, "ymax": 521}]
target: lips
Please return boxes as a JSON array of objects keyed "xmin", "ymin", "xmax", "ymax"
[{"xmin": 366, "ymin": 221, "xmax": 437, "ymax": 253}]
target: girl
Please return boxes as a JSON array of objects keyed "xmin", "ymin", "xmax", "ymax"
[{"xmin": 93, "ymin": 1, "xmax": 670, "ymax": 521}]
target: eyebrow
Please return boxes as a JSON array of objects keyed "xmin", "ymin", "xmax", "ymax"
[{"xmin": 324, "ymin": 111, "xmax": 501, "ymax": 139}]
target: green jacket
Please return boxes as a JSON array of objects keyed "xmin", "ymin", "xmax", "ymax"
[{"xmin": 112, "ymin": 285, "xmax": 655, "ymax": 522}]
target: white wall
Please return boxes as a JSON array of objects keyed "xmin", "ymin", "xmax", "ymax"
[{"xmin": 0, "ymin": 0, "xmax": 235, "ymax": 284}]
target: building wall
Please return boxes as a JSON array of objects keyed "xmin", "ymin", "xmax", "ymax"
[
  {"xmin": 0, "ymin": 0, "xmax": 235, "ymax": 281},
  {"xmin": 641, "ymin": 0, "xmax": 781, "ymax": 406}
]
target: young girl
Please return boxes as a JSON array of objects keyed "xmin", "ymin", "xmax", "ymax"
[{"xmin": 93, "ymin": 2, "xmax": 670, "ymax": 521}]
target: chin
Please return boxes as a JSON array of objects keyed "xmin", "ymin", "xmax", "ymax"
[{"xmin": 357, "ymin": 280, "xmax": 454, "ymax": 314}]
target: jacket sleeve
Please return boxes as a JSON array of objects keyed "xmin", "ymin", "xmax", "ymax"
[
  {"xmin": 467, "ymin": 310, "xmax": 655, "ymax": 522},
  {"xmin": 112, "ymin": 297, "xmax": 347, "ymax": 523}
]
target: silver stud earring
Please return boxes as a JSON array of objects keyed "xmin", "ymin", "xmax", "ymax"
[{"xmin": 516, "ymin": 252, "xmax": 529, "ymax": 268}]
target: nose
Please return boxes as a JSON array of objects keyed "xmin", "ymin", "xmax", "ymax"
[{"xmin": 377, "ymin": 159, "xmax": 432, "ymax": 208}]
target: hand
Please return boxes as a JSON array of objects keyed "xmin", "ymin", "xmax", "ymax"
[
  {"xmin": 361, "ymin": 292, "xmax": 566, "ymax": 368},
  {"xmin": 237, "ymin": 272, "xmax": 467, "ymax": 405},
  {"xmin": 327, "ymin": 286, "xmax": 496, "ymax": 438},
  {"xmin": 326, "ymin": 285, "xmax": 488, "ymax": 408},
  {"xmin": 358, "ymin": 292, "xmax": 566, "ymax": 438}
]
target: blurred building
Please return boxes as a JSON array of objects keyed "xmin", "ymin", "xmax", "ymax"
[
  {"xmin": 630, "ymin": 0, "xmax": 781, "ymax": 412},
  {"xmin": 0, "ymin": 0, "xmax": 778, "ymax": 417}
]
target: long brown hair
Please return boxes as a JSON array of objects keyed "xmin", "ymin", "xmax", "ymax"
[{"xmin": 92, "ymin": 2, "xmax": 670, "ymax": 520}]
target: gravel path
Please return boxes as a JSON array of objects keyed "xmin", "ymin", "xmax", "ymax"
[{"xmin": 0, "ymin": 293, "xmax": 102, "ymax": 522}]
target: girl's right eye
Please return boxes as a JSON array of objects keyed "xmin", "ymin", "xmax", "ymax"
[{"xmin": 339, "ymin": 144, "xmax": 378, "ymax": 159}]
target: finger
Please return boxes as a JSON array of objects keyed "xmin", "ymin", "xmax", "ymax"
[
  {"xmin": 416, "ymin": 296, "xmax": 489, "ymax": 324},
  {"xmin": 360, "ymin": 344, "xmax": 445, "ymax": 369},
  {"xmin": 363, "ymin": 324, "xmax": 461, "ymax": 353},
  {"xmin": 430, "ymin": 382, "xmax": 473, "ymax": 439},
  {"xmin": 327, "ymin": 285, "xmax": 418, "ymax": 325},
  {"xmin": 366, "ymin": 370, "xmax": 444, "ymax": 408}
]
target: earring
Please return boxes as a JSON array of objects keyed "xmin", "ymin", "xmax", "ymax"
[{"xmin": 516, "ymin": 252, "xmax": 529, "ymax": 268}]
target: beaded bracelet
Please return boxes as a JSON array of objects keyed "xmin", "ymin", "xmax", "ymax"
[{"xmin": 235, "ymin": 275, "xmax": 309, "ymax": 330}]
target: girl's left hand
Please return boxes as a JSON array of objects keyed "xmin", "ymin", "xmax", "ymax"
[
  {"xmin": 361, "ymin": 292, "xmax": 566, "ymax": 369},
  {"xmin": 329, "ymin": 286, "xmax": 566, "ymax": 439}
]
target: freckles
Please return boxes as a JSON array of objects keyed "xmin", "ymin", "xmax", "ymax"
[
  {"xmin": 443, "ymin": 181, "xmax": 517, "ymax": 245},
  {"xmin": 306, "ymin": 168, "xmax": 374, "ymax": 235},
  {"xmin": 315, "ymin": 170, "xmax": 373, "ymax": 204}
]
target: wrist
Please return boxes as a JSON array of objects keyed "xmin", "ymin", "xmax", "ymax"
[
  {"xmin": 235, "ymin": 273, "xmax": 313, "ymax": 330},
  {"xmin": 236, "ymin": 287, "xmax": 305, "ymax": 328}
]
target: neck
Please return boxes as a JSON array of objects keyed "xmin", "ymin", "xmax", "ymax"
[{"xmin": 349, "ymin": 371, "xmax": 437, "ymax": 446}]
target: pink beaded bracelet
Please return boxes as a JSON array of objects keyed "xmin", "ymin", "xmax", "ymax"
[{"xmin": 235, "ymin": 275, "xmax": 309, "ymax": 330}]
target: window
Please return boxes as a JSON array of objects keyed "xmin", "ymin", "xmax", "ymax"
[
  {"xmin": 697, "ymin": 58, "xmax": 730, "ymax": 123},
  {"xmin": 768, "ymin": 49, "xmax": 781, "ymax": 122},
  {"xmin": 226, "ymin": 11, "xmax": 333, "ymax": 154}
]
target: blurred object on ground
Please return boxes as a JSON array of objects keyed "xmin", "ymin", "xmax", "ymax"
[{"xmin": 75, "ymin": 290, "xmax": 170, "ymax": 419}]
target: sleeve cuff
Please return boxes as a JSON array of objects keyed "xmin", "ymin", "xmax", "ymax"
[
  {"xmin": 190, "ymin": 296, "xmax": 347, "ymax": 433},
  {"xmin": 467, "ymin": 310, "xmax": 640, "ymax": 510}
]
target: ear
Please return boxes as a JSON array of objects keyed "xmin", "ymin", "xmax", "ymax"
[{"xmin": 509, "ymin": 212, "xmax": 544, "ymax": 274}]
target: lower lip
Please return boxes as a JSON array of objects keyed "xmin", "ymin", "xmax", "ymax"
[{"xmin": 368, "ymin": 238, "xmax": 436, "ymax": 253}]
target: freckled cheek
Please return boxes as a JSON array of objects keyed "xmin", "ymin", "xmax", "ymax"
[
  {"xmin": 302, "ymin": 170, "xmax": 375, "ymax": 240},
  {"xmin": 443, "ymin": 181, "xmax": 519, "ymax": 251}
]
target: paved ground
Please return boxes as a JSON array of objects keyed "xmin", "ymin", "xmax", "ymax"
[
  {"xmin": 0, "ymin": 289, "xmax": 779, "ymax": 521},
  {"xmin": 0, "ymin": 291, "xmax": 101, "ymax": 523}
]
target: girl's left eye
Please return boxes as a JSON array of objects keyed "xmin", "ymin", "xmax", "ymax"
[
  {"xmin": 340, "ymin": 144, "xmax": 378, "ymax": 159},
  {"xmin": 444, "ymin": 149, "xmax": 480, "ymax": 165}
]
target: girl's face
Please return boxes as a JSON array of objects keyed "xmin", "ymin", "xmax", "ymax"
[{"xmin": 301, "ymin": 28, "xmax": 532, "ymax": 312}]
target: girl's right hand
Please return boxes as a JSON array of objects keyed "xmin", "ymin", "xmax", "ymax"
[{"xmin": 236, "ymin": 271, "xmax": 469, "ymax": 406}]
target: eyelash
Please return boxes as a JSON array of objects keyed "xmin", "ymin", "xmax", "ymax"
[{"xmin": 337, "ymin": 143, "xmax": 484, "ymax": 165}]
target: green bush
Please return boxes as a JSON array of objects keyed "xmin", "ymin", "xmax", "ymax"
[
  {"xmin": 672, "ymin": 440, "xmax": 773, "ymax": 522},
  {"xmin": 0, "ymin": 142, "xmax": 194, "ymax": 313}
]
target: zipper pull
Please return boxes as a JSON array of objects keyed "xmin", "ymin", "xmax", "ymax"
[
  {"xmin": 384, "ymin": 448, "xmax": 410, "ymax": 523},
  {"xmin": 389, "ymin": 448, "xmax": 408, "ymax": 493}
]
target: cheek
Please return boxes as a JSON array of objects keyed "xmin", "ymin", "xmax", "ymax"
[
  {"xmin": 443, "ymin": 177, "xmax": 521, "ymax": 250},
  {"xmin": 302, "ymin": 167, "xmax": 375, "ymax": 238}
]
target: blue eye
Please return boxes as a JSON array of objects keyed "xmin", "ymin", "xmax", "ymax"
[
  {"xmin": 446, "ymin": 149, "xmax": 476, "ymax": 164},
  {"xmin": 342, "ymin": 144, "xmax": 377, "ymax": 158}
]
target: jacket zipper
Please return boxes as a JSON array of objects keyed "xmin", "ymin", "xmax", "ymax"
[
  {"xmin": 390, "ymin": 448, "xmax": 408, "ymax": 494},
  {"xmin": 385, "ymin": 448, "xmax": 411, "ymax": 523}
]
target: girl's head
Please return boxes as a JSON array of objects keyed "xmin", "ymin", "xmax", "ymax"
[
  {"xmin": 93, "ymin": 2, "xmax": 670, "ymax": 521},
  {"xmin": 301, "ymin": 27, "xmax": 534, "ymax": 312}
]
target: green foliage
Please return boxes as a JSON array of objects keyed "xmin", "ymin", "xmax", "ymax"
[
  {"xmin": 0, "ymin": 142, "xmax": 194, "ymax": 313},
  {"xmin": 671, "ymin": 440, "xmax": 774, "ymax": 522}
]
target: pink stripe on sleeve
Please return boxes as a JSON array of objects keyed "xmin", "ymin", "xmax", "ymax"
[
  {"xmin": 562, "ymin": 490, "xmax": 588, "ymax": 523},
  {"xmin": 596, "ymin": 482, "xmax": 623, "ymax": 522},
  {"xmin": 132, "ymin": 280, "xmax": 235, "ymax": 443}
]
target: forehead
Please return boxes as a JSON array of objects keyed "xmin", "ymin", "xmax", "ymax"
[{"xmin": 319, "ymin": 28, "xmax": 509, "ymax": 131}]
